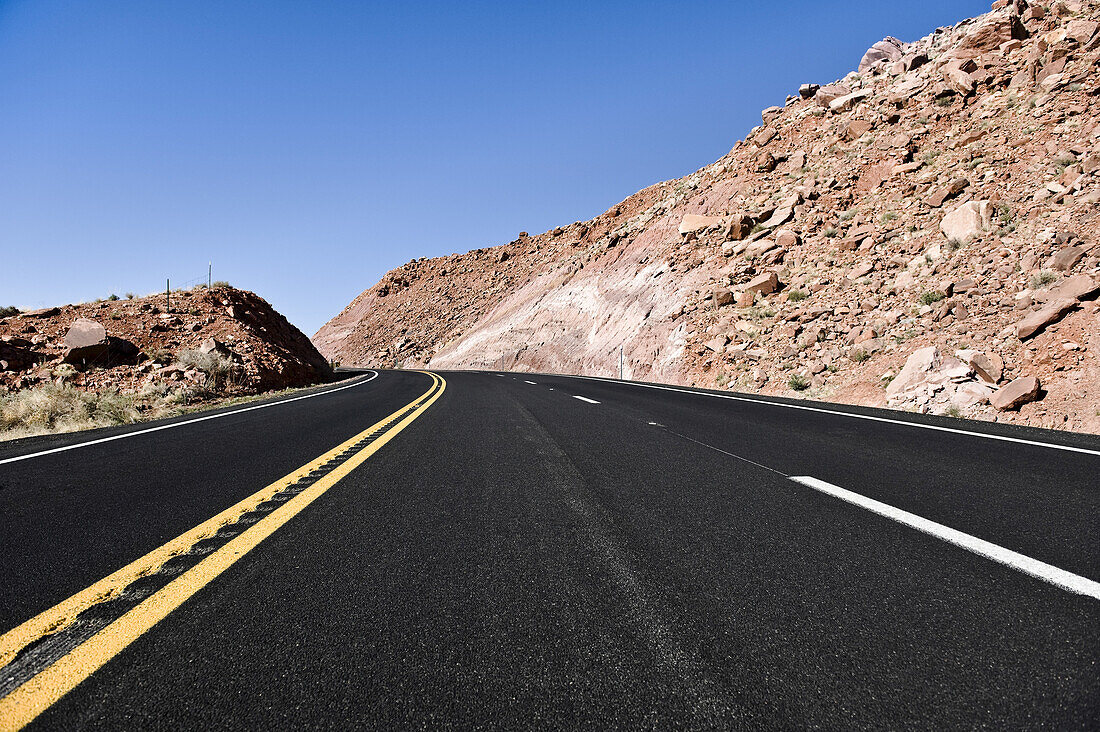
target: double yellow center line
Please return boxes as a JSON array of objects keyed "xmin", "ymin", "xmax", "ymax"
[{"xmin": 0, "ymin": 372, "xmax": 445, "ymax": 731}]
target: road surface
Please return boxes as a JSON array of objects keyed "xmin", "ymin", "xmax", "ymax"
[{"xmin": 1, "ymin": 369, "xmax": 1097, "ymax": 729}]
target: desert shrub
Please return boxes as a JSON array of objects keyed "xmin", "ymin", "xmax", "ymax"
[
  {"xmin": 788, "ymin": 374, "xmax": 811, "ymax": 391},
  {"xmin": 0, "ymin": 306, "xmax": 19, "ymax": 317},
  {"xmin": 824, "ymin": 227, "xmax": 839, "ymax": 238},
  {"xmin": 211, "ymin": 280, "xmax": 230, "ymax": 289},
  {"xmin": 851, "ymin": 349, "xmax": 870, "ymax": 363},
  {"xmin": 0, "ymin": 383, "xmax": 138, "ymax": 436},
  {"xmin": 919, "ymin": 291, "xmax": 946, "ymax": 305},
  {"xmin": 107, "ymin": 294, "xmax": 120, "ymax": 301},
  {"xmin": 787, "ymin": 289, "xmax": 808, "ymax": 302},
  {"xmin": 147, "ymin": 347, "xmax": 174, "ymax": 364},
  {"xmin": 177, "ymin": 349, "xmax": 237, "ymax": 391},
  {"xmin": 51, "ymin": 363, "xmax": 78, "ymax": 381},
  {"xmin": 1030, "ymin": 270, "xmax": 1057, "ymax": 289}
]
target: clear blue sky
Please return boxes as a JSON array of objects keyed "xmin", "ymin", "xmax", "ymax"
[{"xmin": 1, "ymin": 0, "xmax": 990, "ymax": 336}]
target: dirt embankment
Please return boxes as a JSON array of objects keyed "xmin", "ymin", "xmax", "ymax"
[{"xmin": 1, "ymin": 287, "xmax": 333, "ymax": 438}]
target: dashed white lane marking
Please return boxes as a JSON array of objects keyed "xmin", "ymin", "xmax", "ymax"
[
  {"xmin": 790, "ymin": 476, "xmax": 1100, "ymax": 600},
  {"xmin": 572, "ymin": 395, "xmax": 600, "ymax": 404},
  {"xmin": 524, "ymin": 380, "xmax": 537, "ymax": 385},
  {"xmin": 563, "ymin": 374, "xmax": 1100, "ymax": 457},
  {"xmin": 0, "ymin": 371, "xmax": 380, "ymax": 466}
]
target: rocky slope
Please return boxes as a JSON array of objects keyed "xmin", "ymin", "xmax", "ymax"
[
  {"xmin": 2, "ymin": 286, "xmax": 333, "ymax": 395},
  {"xmin": 316, "ymin": 0, "xmax": 1100, "ymax": 434}
]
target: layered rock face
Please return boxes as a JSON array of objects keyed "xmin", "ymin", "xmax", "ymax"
[
  {"xmin": 1, "ymin": 287, "xmax": 332, "ymax": 394},
  {"xmin": 316, "ymin": 0, "xmax": 1100, "ymax": 433}
]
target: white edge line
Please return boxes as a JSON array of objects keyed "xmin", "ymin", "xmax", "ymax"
[
  {"xmin": 562, "ymin": 374, "xmax": 1100, "ymax": 457},
  {"xmin": 524, "ymin": 380, "xmax": 537, "ymax": 385},
  {"xmin": 0, "ymin": 371, "xmax": 380, "ymax": 466},
  {"xmin": 790, "ymin": 476, "xmax": 1100, "ymax": 600},
  {"xmin": 572, "ymin": 395, "xmax": 600, "ymax": 404}
]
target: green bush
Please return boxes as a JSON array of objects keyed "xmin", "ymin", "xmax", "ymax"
[
  {"xmin": 788, "ymin": 374, "xmax": 811, "ymax": 391},
  {"xmin": 787, "ymin": 289, "xmax": 808, "ymax": 302},
  {"xmin": 0, "ymin": 306, "xmax": 19, "ymax": 317},
  {"xmin": 919, "ymin": 291, "xmax": 946, "ymax": 305}
]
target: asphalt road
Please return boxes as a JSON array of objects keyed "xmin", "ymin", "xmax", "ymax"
[{"xmin": 1, "ymin": 369, "xmax": 1097, "ymax": 729}]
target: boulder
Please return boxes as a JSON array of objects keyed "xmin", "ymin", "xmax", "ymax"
[
  {"xmin": 829, "ymin": 90, "xmax": 870, "ymax": 112},
  {"xmin": 951, "ymin": 381, "xmax": 996, "ymax": 409},
  {"xmin": 927, "ymin": 178, "xmax": 970, "ymax": 207},
  {"xmin": 714, "ymin": 289, "xmax": 734, "ymax": 307},
  {"xmin": 199, "ymin": 337, "xmax": 232, "ymax": 356},
  {"xmin": 704, "ymin": 335, "xmax": 728, "ymax": 353},
  {"xmin": 815, "ymin": 83, "xmax": 851, "ymax": 106},
  {"xmin": 1015, "ymin": 298, "xmax": 1078, "ymax": 339},
  {"xmin": 744, "ymin": 271, "xmax": 780, "ymax": 296},
  {"xmin": 745, "ymin": 239, "xmax": 779, "ymax": 258},
  {"xmin": 1065, "ymin": 19, "xmax": 1099, "ymax": 45},
  {"xmin": 843, "ymin": 119, "xmax": 872, "ymax": 139},
  {"xmin": 886, "ymin": 346, "xmax": 941, "ymax": 397},
  {"xmin": 22, "ymin": 307, "xmax": 61, "ymax": 319},
  {"xmin": 960, "ymin": 14, "xmax": 1028, "ymax": 51},
  {"xmin": 62, "ymin": 318, "xmax": 109, "ymax": 364},
  {"xmin": 990, "ymin": 376, "xmax": 1041, "ymax": 411},
  {"xmin": 858, "ymin": 37, "xmax": 906, "ymax": 72},
  {"xmin": 945, "ymin": 67, "xmax": 977, "ymax": 95},
  {"xmin": 1047, "ymin": 246, "xmax": 1085, "ymax": 271},
  {"xmin": 799, "ymin": 83, "xmax": 820, "ymax": 99},
  {"xmin": 774, "ymin": 229, "xmax": 800, "ymax": 249},
  {"xmin": 849, "ymin": 262, "xmax": 875, "ymax": 280},
  {"xmin": 759, "ymin": 206, "xmax": 794, "ymax": 229},
  {"xmin": 752, "ymin": 126, "xmax": 777, "ymax": 147},
  {"xmin": 679, "ymin": 214, "xmax": 724, "ymax": 236},
  {"xmin": 940, "ymin": 201, "xmax": 993, "ymax": 242},
  {"xmin": 724, "ymin": 214, "xmax": 754, "ymax": 241},
  {"xmin": 59, "ymin": 318, "xmax": 141, "ymax": 366},
  {"xmin": 1045, "ymin": 274, "xmax": 1098, "ymax": 302},
  {"xmin": 856, "ymin": 162, "xmax": 894, "ymax": 192},
  {"xmin": 956, "ymin": 350, "xmax": 1002, "ymax": 383}
]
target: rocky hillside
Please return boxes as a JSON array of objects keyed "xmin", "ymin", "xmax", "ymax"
[
  {"xmin": 2, "ymin": 286, "xmax": 333, "ymax": 395},
  {"xmin": 316, "ymin": 0, "xmax": 1100, "ymax": 434}
]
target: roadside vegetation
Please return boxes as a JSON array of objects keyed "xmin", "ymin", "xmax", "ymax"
[
  {"xmin": 0, "ymin": 379, "xmax": 326, "ymax": 442},
  {"xmin": 2, "ymin": 349, "xmax": 305, "ymax": 442}
]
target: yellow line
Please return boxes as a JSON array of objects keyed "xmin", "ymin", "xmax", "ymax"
[{"xmin": 0, "ymin": 372, "xmax": 445, "ymax": 731}]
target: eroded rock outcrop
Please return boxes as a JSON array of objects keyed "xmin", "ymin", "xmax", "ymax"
[
  {"xmin": 1, "ymin": 288, "xmax": 332, "ymax": 394},
  {"xmin": 316, "ymin": 0, "xmax": 1100, "ymax": 433}
]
